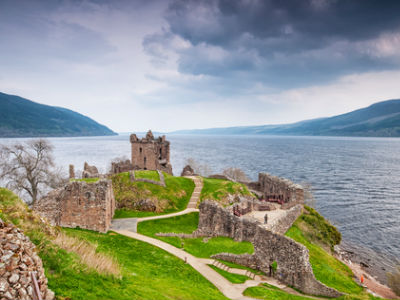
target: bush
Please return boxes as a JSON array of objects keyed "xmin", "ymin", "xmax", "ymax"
[{"xmin": 388, "ymin": 265, "xmax": 400, "ymax": 296}]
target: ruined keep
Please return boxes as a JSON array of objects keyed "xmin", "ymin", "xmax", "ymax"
[
  {"xmin": 130, "ymin": 130, "xmax": 172, "ymax": 174},
  {"xmin": 248, "ymin": 173, "xmax": 304, "ymax": 208},
  {"xmin": 195, "ymin": 201, "xmax": 342, "ymax": 298},
  {"xmin": 33, "ymin": 180, "xmax": 115, "ymax": 233}
]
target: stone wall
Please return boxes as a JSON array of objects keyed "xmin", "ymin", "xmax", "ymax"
[
  {"xmin": 196, "ymin": 201, "xmax": 342, "ymax": 297},
  {"xmin": 111, "ymin": 160, "xmax": 135, "ymax": 175},
  {"xmin": 129, "ymin": 170, "xmax": 166, "ymax": 187},
  {"xmin": 266, "ymin": 205, "xmax": 303, "ymax": 235},
  {"xmin": 130, "ymin": 130, "xmax": 172, "ymax": 174},
  {"xmin": 82, "ymin": 162, "xmax": 99, "ymax": 179},
  {"xmin": 247, "ymin": 173, "xmax": 304, "ymax": 206},
  {"xmin": 33, "ymin": 180, "xmax": 115, "ymax": 233},
  {"xmin": 0, "ymin": 218, "xmax": 54, "ymax": 300}
]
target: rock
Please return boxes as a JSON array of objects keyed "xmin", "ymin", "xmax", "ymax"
[
  {"xmin": 45, "ymin": 288, "xmax": 55, "ymax": 300},
  {"xmin": 181, "ymin": 165, "xmax": 195, "ymax": 176},
  {"xmin": 3, "ymin": 291, "xmax": 13, "ymax": 300},
  {"xmin": 0, "ymin": 277, "xmax": 9, "ymax": 292},
  {"xmin": 8, "ymin": 273, "xmax": 19, "ymax": 284},
  {"xmin": 18, "ymin": 287, "xmax": 28, "ymax": 299}
]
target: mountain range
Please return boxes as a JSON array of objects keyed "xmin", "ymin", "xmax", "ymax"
[
  {"xmin": 0, "ymin": 92, "xmax": 116, "ymax": 137},
  {"xmin": 173, "ymin": 99, "xmax": 400, "ymax": 137}
]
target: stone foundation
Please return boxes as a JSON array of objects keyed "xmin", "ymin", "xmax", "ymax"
[
  {"xmin": 0, "ymin": 219, "xmax": 54, "ymax": 300},
  {"xmin": 196, "ymin": 201, "xmax": 342, "ymax": 297},
  {"xmin": 33, "ymin": 180, "xmax": 115, "ymax": 233}
]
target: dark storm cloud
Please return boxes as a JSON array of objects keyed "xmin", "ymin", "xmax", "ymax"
[{"xmin": 144, "ymin": 0, "xmax": 400, "ymax": 89}]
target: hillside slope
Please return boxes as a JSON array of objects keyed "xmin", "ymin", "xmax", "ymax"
[
  {"xmin": 0, "ymin": 92, "xmax": 116, "ymax": 137},
  {"xmin": 173, "ymin": 99, "xmax": 400, "ymax": 137}
]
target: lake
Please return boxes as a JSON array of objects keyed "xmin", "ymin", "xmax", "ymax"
[{"xmin": 1, "ymin": 134, "xmax": 399, "ymax": 274}]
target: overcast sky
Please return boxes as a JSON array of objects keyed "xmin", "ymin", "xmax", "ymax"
[{"xmin": 1, "ymin": 0, "xmax": 400, "ymax": 132}]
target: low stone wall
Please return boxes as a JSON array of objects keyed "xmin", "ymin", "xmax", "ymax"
[
  {"xmin": 196, "ymin": 201, "xmax": 342, "ymax": 297},
  {"xmin": 33, "ymin": 180, "xmax": 115, "ymax": 233},
  {"xmin": 129, "ymin": 170, "xmax": 166, "ymax": 187},
  {"xmin": 266, "ymin": 204, "xmax": 303, "ymax": 235},
  {"xmin": 0, "ymin": 219, "xmax": 54, "ymax": 300}
]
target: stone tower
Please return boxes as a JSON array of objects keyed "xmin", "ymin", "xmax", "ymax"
[{"xmin": 130, "ymin": 130, "xmax": 172, "ymax": 174}]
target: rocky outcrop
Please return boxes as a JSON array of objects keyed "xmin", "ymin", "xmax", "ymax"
[
  {"xmin": 0, "ymin": 218, "xmax": 54, "ymax": 300},
  {"xmin": 181, "ymin": 165, "xmax": 195, "ymax": 177},
  {"xmin": 196, "ymin": 201, "xmax": 342, "ymax": 298},
  {"xmin": 33, "ymin": 180, "xmax": 115, "ymax": 233}
]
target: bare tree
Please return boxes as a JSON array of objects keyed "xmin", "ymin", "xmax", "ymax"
[
  {"xmin": 0, "ymin": 139, "xmax": 66, "ymax": 204},
  {"xmin": 222, "ymin": 167, "xmax": 250, "ymax": 182},
  {"xmin": 184, "ymin": 158, "xmax": 213, "ymax": 177}
]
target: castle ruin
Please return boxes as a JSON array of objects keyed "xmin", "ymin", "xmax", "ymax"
[{"xmin": 130, "ymin": 130, "xmax": 172, "ymax": 174}]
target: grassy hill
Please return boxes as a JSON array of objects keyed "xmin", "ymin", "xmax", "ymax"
[
  {"xmin": 0, "ymin": 188, "xmax": 228, "ymax": 300},
  {"xmin": 173, "ymin": 99, "xmax": 400, "ymax": 137},
  {"xmin": 0, "ymin": 92, "xmax": 116, "ymax": 137}
]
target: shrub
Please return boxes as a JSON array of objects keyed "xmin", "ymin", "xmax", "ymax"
[{"xmin": 388, "ymin": 265, "xmax": 400, "ymax": 296}]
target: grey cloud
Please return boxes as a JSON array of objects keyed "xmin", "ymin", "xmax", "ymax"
[{"xmin": 144, "ymin": 0, "xmax": 400, "ymax": 90}]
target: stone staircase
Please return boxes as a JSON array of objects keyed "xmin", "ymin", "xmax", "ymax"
[{"xmin": 186, "ymin": 176, "xmax": 203, "ymax": 209}]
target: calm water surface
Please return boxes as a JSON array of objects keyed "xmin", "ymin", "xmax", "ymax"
[{"xmin": 1, "ymin": 134, "xmax": 399, "ymax": 269}]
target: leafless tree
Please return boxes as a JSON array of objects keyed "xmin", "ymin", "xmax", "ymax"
[
  {"xmin": 222, "ymin": 167, "xmax": 250, "ymax": 182},
  {"xmin": 0, "ymin": 139, "xmax": 67, "ymax": 204},
  {"xmin": 184, "ymin": 158, "xmax": 213, "ymax": 177}
]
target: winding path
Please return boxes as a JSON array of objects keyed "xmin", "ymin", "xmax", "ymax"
[{"xmin": 111, "ymin": 176, "xmax": 317, "ymax": 300}]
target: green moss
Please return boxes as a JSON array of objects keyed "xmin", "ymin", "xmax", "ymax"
[
  {"xmin": 200, "ymin": 177, "xmax": 252, "ymax": 205},
  {"xmin": 134, "ymin": 170, "xmax": 160, "ymax": 181},
  {"xmin": 286, "ymin": 218, "xmax": 362, "ymax": 294},
  {"xmin": 112, "ymin": 172, "xmax": 195, "ymax": 218},
  {"xmin": 71, "ymin": 178, "xmax": 100, "ymax": 183},
  {"xmin": 138, "ymin": 213, "xmax": 254, "ymax": 258},
  {"xmin": 208, "ymin": 265, "xmax": 250, "ymax": 283}
]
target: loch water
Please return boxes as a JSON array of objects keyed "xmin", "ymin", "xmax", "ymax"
[{"xmin": 1, "ymin": 134, "xmax": 399, "ymax": 273}]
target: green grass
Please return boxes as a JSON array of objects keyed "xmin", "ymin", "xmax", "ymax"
[
  {"xmin": 200, "ymin": 177, "xmax": 252, "ymax": 205},
  {"xmin": 244, "ymin": 285, "xmax": 387, "ymax": 300},
  {"xmin": 216, "ymin": 259, "xmax": 263, "ymax": 275},
  {"xmin": 208, "ymin": 265, "xmax": 250, "ymax": 284},
  {"xmin": 135, "ymin": 170, "xmax": 160, "ymax": 181},
  {"xmin": 138, "ymin": 213, "xmax": 254, "ymax": 258},
  {"xmin": 0, "ymin": 188, "xmax": 228, "ymax": 300},
  {"xmin": 286, "ymin": 217, "xmax": 363, "ymax": 295},
  {"xmin": 112, "ymin": 172, "xmax": 195, "ymax": 218},
  {"xmin": 71, "ymin": 177, "xmax": 100, "ymax": 183}
]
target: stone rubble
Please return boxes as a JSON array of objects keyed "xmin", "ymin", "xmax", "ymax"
[{"xmin": 0, "ymin": 218, "xmax": 54, "ymax": 300}]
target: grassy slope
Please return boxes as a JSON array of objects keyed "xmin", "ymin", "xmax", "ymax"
[
  {"xmin": 286, "ymin": 210, "xmax": 362, "ymax": 295},
  {"xmin": 112, "ymin": 172, "xmax": 195, "ymax": 218},
  {"xmin": 135, "ymin": 170, "xmax": 160, "ymax": 181},
  {"xmin": 200, "ymin": 177, "xmax": 252, "ymax": 205},
  {"xmin": 0, "ymin": 188, "xmax": 228, "ymax": 300},
  {"xmin": 137, "ymin": 213, "xmax": 254, "ymax": 258},
  {"xmin": 71, "ymin": 178, "xmax": 100, "ymax": 183},
  {"xmin": 208, "ymin": 265, "xmax": 250, "ymax": 284}
]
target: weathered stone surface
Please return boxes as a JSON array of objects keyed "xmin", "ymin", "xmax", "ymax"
[
  {"xmin": 0, "ymin": 218, "xmax": 54, "ymax": 299},
  {"xmin": 130, "ymin": 130, "xmax": 172, "ymax": 174},
  {"xmin": 111, "ymin": 160, "xmax": 134, "ymax": 174},
  {"xmin": 69, "ymin": 164, "xmax": 75, "ymax": 179},
  {"xmin": 82, "ymin": 162, "xmax": 99, "ymax": 178},
  {"xmin": 181, "ymin": 165, "xmax": 195, "ymax": 177},
  {"xmin": 33, "ymin": 180, "xmax": 115, "ymax": 233},
  {"xmin": 196, "ymin": 201, "xmax": 342, "ymax": 298},
  {"xmin": 247, "ymin": 173, "xmax": 304, "ymax": 207}
]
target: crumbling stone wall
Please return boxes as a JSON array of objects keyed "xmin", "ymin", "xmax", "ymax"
[
  {"xmin": 0, "ymin": 218, "xmax": 54, "ymax": 300},
  {"xmin": 130, "ymin": 130, "xmax": 172, "ymax": 174},
  {"xmin": 129, "ymin": 170, "xmax": 166, "ymax": 187},
  {"xmin": 82, "ymin": 162, "xmax": 99, "ymax": 179},
  {"xmin": 33, "ymin": 180, "xmax": 115, "ymax": 233},
  {"xmin": 111, "ymin": 160, "xmax": 134, "ymax": 174},
  {"xmin": 248, "ymin": 173, "xmax": 304, "ymax": 207},
  {"xmin": 196, "ymin": 201, "xmax": 342, "ymax": 297}
]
